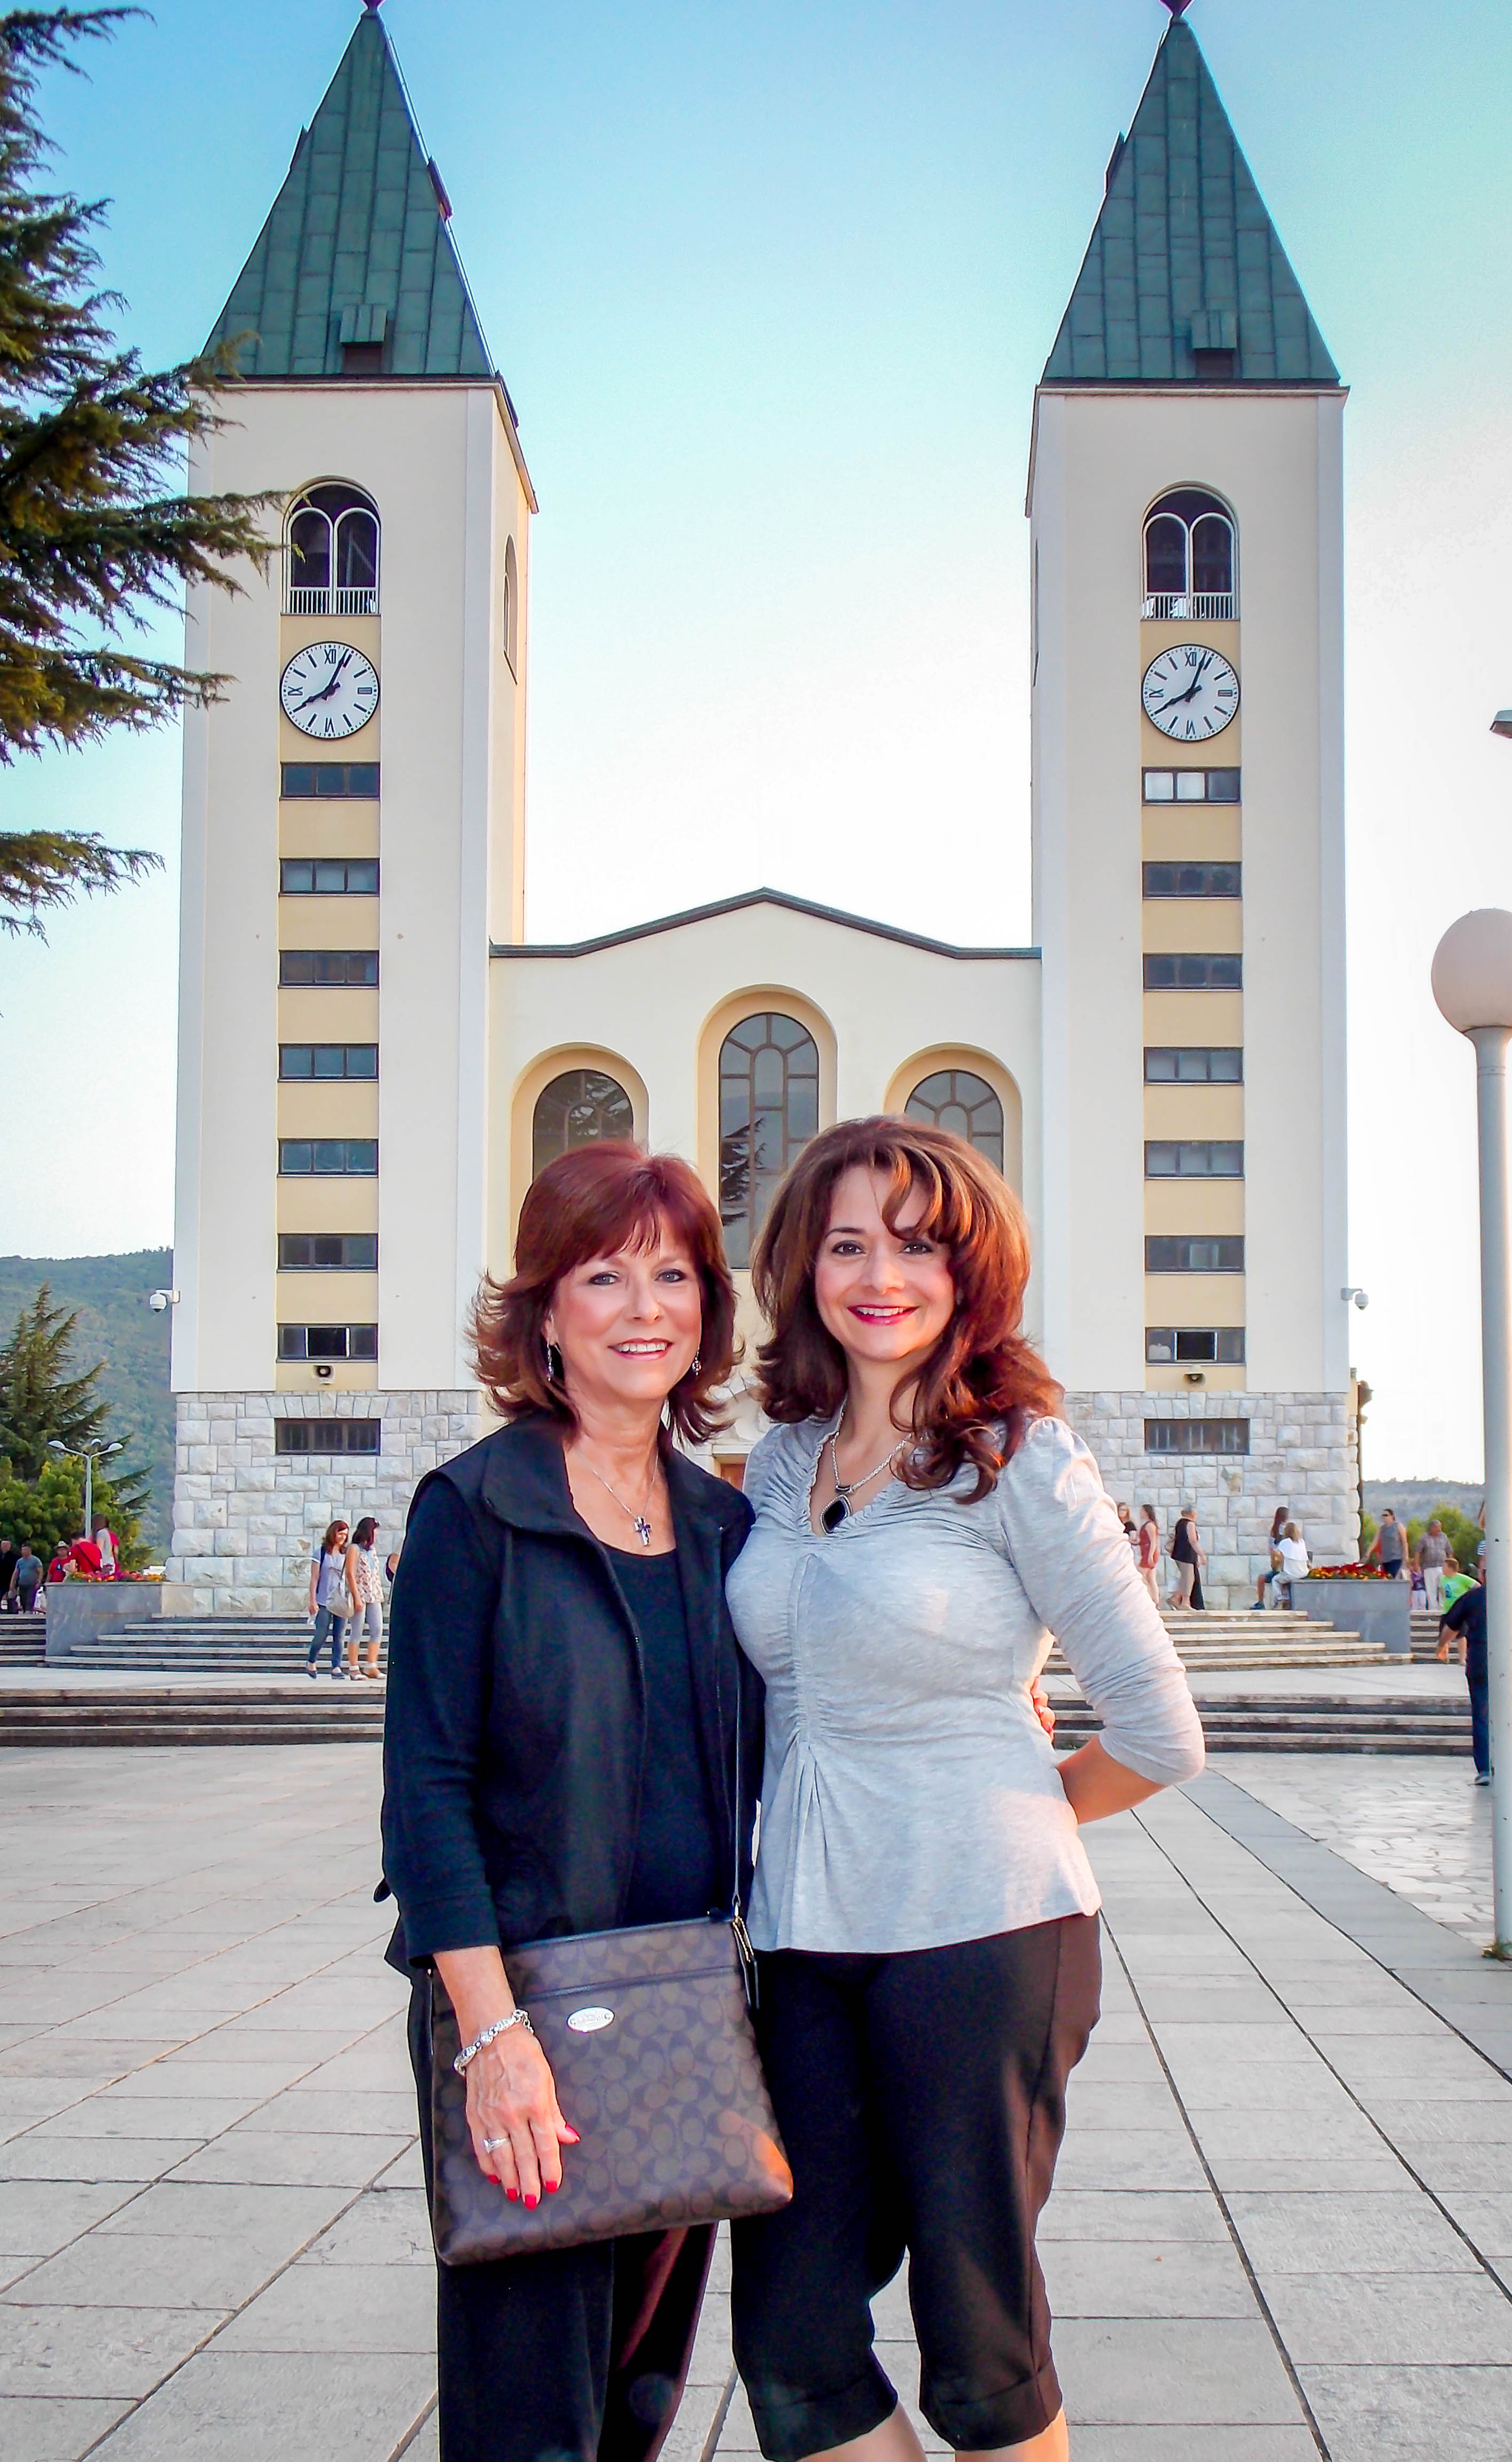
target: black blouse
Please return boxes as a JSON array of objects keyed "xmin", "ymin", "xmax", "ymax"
[{"xmin": 609, "ymin": 1547, "xmax": 724, "ymax": 1927}]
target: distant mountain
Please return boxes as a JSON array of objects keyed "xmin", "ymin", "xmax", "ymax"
[
  {"xmin": 0, "ymin": 1251, "xmax": 173, "ymax": 1550},
  {"xmin": 1364, "ymin": 1478, "xmax": 1484, "ymax": 1522}
]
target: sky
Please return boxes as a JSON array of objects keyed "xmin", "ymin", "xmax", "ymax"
[{"xmin": 2, "ymin": 0, "xmax": 1511, "ymax": 1482}]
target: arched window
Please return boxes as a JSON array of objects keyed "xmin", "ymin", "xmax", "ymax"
[
  {"xmin": 532, "ymin": 1068, "xmax": 634, "ymax": 1180},
  {"xmin": 905, "ymin": 1069, "xmax": 1005, "ymax": 1174},
  {"xmin": 503, "ymin": 535, "xmax": 519, "ymax": 677},
  {"xmin": 1142, "ymin": 490, "xmax": 1236, "ymax": 621},
  {"xmin": 719, "ymin": 1013, "xmax": 820, "ymax": 1269},
  {"xmin": 286, "ymin": 483, "xmax": 380, "ymax": 616}
]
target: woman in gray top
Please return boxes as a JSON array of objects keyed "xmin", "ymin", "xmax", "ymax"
[{"xmin": 727, "ymin": 1118, "xmax": 1204, "ymax": 2462}]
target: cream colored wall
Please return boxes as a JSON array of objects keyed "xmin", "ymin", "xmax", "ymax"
[
  {"xmin": 173, "ymin": 382, "xmax": 531, "ymax": 1399},
  {"xmin": 1030, "ymin": 386, "xmax": 1346, "ymax": 1397},
  {"xmin": 488, "ymin": 903, "xmax": 1042, "ymax": 1331}
]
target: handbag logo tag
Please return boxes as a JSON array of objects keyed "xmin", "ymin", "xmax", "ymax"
[{"xmin": 566, "ymin": 2006, "xmax": 615, "ymax": 2033}]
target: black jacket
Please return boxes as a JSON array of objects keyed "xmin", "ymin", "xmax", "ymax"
[{"xmin": 380, "ymin": 1412, "xmax": 760, "ymax": 1968}]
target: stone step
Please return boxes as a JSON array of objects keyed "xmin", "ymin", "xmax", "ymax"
[
  {"xmin": 1055, "ymin": 1694, "xmax": 1470, "ymax": 1754},
  {"xmin": 0, "ymin": 1688, "xmax": 386, "ymax": 1745}
]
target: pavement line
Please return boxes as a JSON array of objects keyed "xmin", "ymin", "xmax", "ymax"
[
  {"xmin": 1129, "ymin": 1789, "xmax": 1512, "ymax": 2307},
  {"xmin": 1188, "ymin": 1768, "xmax": 1512, "ymax": 2075},
  {"xmin": 1098, "ymin": 1924, "xmax": 1330, "ymax": 2455}
]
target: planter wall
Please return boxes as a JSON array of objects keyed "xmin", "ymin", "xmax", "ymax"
[
  {"xmin": 1298, "ymin": 1575, "xmax": 1411, "ymax": 1655},
  {"xmin": 45, "ymin": 1581, "xmax": 162, "ymax": 1660}
]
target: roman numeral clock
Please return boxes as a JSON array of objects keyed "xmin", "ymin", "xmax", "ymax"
[
  {"xmin": 279, "ymin": 640, "xmax": 380, "ymax": 740},
  {"xmin": 1141, "ymin": 643, "xmax": 1239, "ymax": 743}
]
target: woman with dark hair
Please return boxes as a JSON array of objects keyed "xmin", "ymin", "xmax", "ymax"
[
  {"xmin": 306, "ymin": 1518, "xmax": 350, "ymax": 1680},
  {"xmin": 726, "ymin": 1118, "xmax": 1204, "ymax": 2462},
  {"xmin": 343, "ymin": 1515, "xmax": 385, "ymax": 1680},
  {"xmin": 380, "ymin": 1143, "xmax": 761, "ymax": 2462}
]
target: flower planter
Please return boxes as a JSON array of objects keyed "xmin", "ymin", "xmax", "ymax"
[
  {"xmin": 1298, "ymin": 1574, "xmax": 1411, "ymax": 1656},
  {"xmin": 44, "ymin": 1580, "xmax": 162, "ymax": 1660}
]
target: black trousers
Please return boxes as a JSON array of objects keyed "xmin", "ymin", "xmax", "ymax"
[
  {"xmin": 730, "ymin": 1916, "xmax": 1101, "ymax": 2459},
  {"xmin": 408, "ymin": 1981, "xmax": 715, "ymax": 2462}
]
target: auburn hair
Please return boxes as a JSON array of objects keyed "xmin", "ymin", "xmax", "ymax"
[
  {"xmin": 470, "ymin": 1143, "xmax": 738, "ymax": 1446},
  {"xmin": 319, "ymin": 1520, "xmax": 348, "ymax": 1557},
  {"xmin": 752, "ymin": 1116, "xmax": 1062, "ymax": 1499}
]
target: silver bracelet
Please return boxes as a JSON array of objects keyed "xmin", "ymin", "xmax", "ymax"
[{"xmin": 453, "ymin": 2008, "xmax": 534, "ymax": 2075}]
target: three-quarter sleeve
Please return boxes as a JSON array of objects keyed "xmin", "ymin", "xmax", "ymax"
[
  {"xmin": 997, "ymin": 1417, "xmax": 1206, "ymax": 1785},
  {"xmin": 380, "ymin": 1476, "xmax": 505, "ymax": 1962}
]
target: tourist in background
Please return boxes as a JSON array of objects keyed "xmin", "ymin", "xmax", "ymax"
[
  {"xmin": 1137, "ymin": 1503, "xmax": 1162, "ymax": 1604},
  {"xmin": 0, "ymin": 1538, "xmax": 16, "ymax": 1611},
  {"xmin": 1272, "ymin": 1521, "xmax": 1310, "ymax": 1607},
  {"xmin": 1253, "ymin": 1506, "xmax": 1288, "ymax": 1607},
  {"xmin": 726, "ymin": 1119, "xmax": 1204, "ymax": 2462},
  {"xmin": 1443, "ymin": 1567, "xmax": 1490, "ymax": 1785},
  {"xmin": 44, "ymin": 1541, "xmax": 72, "ymax": 1587},
  {"xmin": 1369, "ymin": 1508, "xmax": 1407, "ymax": 1579},
  {"xmin": 1117, "ymin": 1502, "xmax": 1137, "ymax": 1547},
  {"xmin": 9, "ymin": 1540, "xmax": 42, "ymax": 1613},
  {"xmin": 306, "ymin": 1519, "xmax": 352, "ymax": 1681},
  {"xmin": 1436, "ymin": 1555, "xmax": 1474, "ymax": 1662},
  {"xmin": 1171, "ymin": 1506, "xmax": 1204, "ymax": 1609},
  {"xmin": 92, "ymin": 1517, "xmax": 118, "ymax": 1579},
  {"xmin": 1416, "ymin": 1518, "xmax": 1450, "ymax": 1616},
  {"xmin": 381, "ymin": 1143, "xmax": 757, "ymax": 2462},
  {"xmin": 344, "ymin": 1516, "xmax": 385, "ymax": 1681}
]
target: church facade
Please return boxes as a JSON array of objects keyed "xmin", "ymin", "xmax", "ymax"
[{"xmin": 165, "ymin": 3, "xmax": 1359, "ymax": 1611}]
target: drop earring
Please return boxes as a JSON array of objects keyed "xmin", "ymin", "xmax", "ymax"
[
  {"xmin": 543, "ymin": 1335, "xmax": 565, "ymax": 1385},
  {"xmin": 688, "ymin": 1355, "xmax": 702, "ymax": 1379}
]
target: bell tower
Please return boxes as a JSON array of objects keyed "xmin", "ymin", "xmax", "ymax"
[
  {"xmin": 166, "ymin": 2, "xmax": 535, "ymax": 1611},
  {"xmin": 1029, "ymin": 5, "xmax": 1356, "ymax": 1595}
]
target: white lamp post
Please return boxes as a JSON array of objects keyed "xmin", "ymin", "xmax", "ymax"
[
  {"xmin": 45, "ymin": 1438, "xmax": 122, "ymax": 1543},
  {"xmin": 1432, "ymin": 908, "xmax": 1512, "ymax": 1955}
]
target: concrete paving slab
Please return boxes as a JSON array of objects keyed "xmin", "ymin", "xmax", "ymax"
[
  {"xmin": 213, "ymin": 2263, "xmax": 433, "ymax": 2354},
  {"xmin": 0, "ymin": 2303, "xmax": 220, "ymax": 2399},
  {"xmin": 81, "ymin": 2353, "xmax": 435, "ymax": 2462},
  {"xmin": 1297, "ymin": 2362, "xmax": 1512, "ymax": 2460},
  {"xmin": 1052, "ymin": 2318, "xmax": 1305, "ymax": 2426},
  {"xmin": 1041, "ymin": 2239, "xmax": 1257, "ymax": 2319},
  {"xmin": 0, "ymin": 2394, "xmax": 135, "ymax": 2460},
  {"xmin": 1223, "ymin": 2189, "xmax": 1480, "ymax": 2275},
  {"xmin": 165, "ymin": 2132, "xmax": 411, "ymax": 2189}
]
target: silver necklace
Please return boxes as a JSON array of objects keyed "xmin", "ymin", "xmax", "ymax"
[
  {"xmin": 821, "ymin": 1416, "xmax": 902, "ymax": 1534},
  {"xmin": 579, "ymin": 1450, "xmax": 659, "ymax": 1548}
]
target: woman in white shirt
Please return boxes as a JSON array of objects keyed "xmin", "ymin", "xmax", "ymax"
[
  {"xmin": 727, "ymin": 1119, "xmax": 1204, "ymax": 2462},
  {"xmin": 1273, "ymin": 1522, "xmax": 1310, "ymax": 1607}
]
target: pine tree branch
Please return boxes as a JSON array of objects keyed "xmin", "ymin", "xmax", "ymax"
[{"xmin": 0, "ymin": 823, "xmax": 159, "ymax": 933}]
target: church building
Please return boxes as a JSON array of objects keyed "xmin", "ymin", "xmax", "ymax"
[{"xmin": 165, "ymin": 0, "xmax": 1359, "ymax": 1611}]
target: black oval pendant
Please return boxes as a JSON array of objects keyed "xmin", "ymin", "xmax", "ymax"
[{"xmin": 821, "ymin": 1498, "xmax": 849, "ymax": 1534}]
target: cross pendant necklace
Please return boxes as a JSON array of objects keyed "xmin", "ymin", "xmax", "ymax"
[{"xmin": 580, "ymin": 1451, "xmax": 658, "ymax": 1548}]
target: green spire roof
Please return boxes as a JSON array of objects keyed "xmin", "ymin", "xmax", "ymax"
[
  {"xmin": 1042, "ymin": 17, "xmax": 1338, "ymax": 386},
  {"xmin": 205, "ymin": 7, "xmax": 494, "ymax": 380}
]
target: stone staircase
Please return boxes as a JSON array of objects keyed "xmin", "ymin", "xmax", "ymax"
[
  {"xmin": 0, "ymin": 1613, "xmax": 45, "ymax": 1666},
  {"xmin": 1054, "ymin": 1690, "xmax": 1470, "ymax": 1755},
  {"xmin": 60, "ymin": 1616, "xmax": 382, "ymax": 1676},
  {"xmin": 0, "ymin": 1684, "xmax": 386, "ymax": 1746}
]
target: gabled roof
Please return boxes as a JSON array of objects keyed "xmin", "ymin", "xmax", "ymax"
[
  {"xmin": 1042, "ymin": 15, "xmax": 1338, "ymax": 387},
  {"xmin": 490, "ymin": 887, "xmax": 1038, "ymax": 962},
  {"xmin": 204, "ymin": 6, "xmax": 495, "ymax": 381}
]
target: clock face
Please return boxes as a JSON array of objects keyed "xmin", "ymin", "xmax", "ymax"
[
  {"xmin": 1142, "ymin": 644, "xmax": 1240, "ymax": 742},
  {"xmin": 280, "ymin": 642, "xmax": 379, "ymax": 740}
]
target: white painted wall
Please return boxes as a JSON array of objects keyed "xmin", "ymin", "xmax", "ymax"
[
  {"xmin": 1030, "ymin": 385, "xmax": 1347, "ymax": 1400},
  {"xmin": 172, "ymin": 381, "xmax": 531, "ymax": 1399}
]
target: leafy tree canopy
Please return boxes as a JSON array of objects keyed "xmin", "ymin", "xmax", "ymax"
[
  {"xmin": 0, "ymin": 5, "xmax": 275, "ymax": 937},
  {"xmin": 0, "ymin": 1453, "xmax": 142, "ymax": 1562}
]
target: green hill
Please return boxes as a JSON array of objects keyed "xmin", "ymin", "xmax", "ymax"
[{"xmin": 0, "ymin": 1251, "xmax": 173, "ymax": 1551}]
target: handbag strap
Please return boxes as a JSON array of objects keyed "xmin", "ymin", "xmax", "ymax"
[{"xmin": 729, "ymin": 1663, "xmax": 758, "ymax": 2008}]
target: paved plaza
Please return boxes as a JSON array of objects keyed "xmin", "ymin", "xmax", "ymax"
[{"xmin": 4, "ymin": 1746, "xmax": 1512, "ymax": 2461}]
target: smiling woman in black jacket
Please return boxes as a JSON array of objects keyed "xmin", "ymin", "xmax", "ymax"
[{"xmin": 381, "ymin": 1144, "xmax": 760, "ymax": 2462}]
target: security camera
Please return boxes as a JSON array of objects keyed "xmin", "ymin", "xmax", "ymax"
[
  {"xmin": 1354, "ymin": 1290, "xmax": 1369, "ymax": 1311},
  {"xmin": 1340, "ymin": 1286, "xmax": 1369, "ymax": 1311},
  {"xmin": 148, "ymin": 1288, "xmax": 180, "ymax": 1314}
]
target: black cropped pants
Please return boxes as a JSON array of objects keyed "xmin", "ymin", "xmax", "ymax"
[
  {"xmin": 730, "ymin": 1915, "xmax": 1101, "ymax": 2459},
  {"xmin": 408, "ymin": 1980, "xmax": 715, "ymax": 2462}
]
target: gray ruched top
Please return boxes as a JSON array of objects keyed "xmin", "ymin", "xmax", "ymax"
[{"xmin": 726, "ymin": 1413, "xmax": 1206, "ymax": 1955}]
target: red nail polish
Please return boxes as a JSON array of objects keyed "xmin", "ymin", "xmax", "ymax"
[
  {"xmin": 545, "ymin": 2180, "xmax": 559, "ymax": 2194},
  {"xmin": 524, "ymin": 2192, "xmax": 538, "ymax": 2210},
  {"xmin": 506, "ymin": 2187, "xmax": 519, "ymax": 2202}
]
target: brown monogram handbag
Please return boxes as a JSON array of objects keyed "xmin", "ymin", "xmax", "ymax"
[{"xmin": 429, "ymin": 1912, "xmax": 793, "ymax": 2262}]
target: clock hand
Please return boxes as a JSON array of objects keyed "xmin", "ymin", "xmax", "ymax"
[
  {"xmin": 1152, "ymin": 658, "xmax": 1214, "ymax": 716},
  {"xmin": 292, "ymin": 652, "xmax": 354, "ymax": 711}
]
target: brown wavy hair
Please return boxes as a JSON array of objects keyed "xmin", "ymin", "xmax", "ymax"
[
  {"xmin": 470, "ymin": 1143, "xmax": 738, "ymax": 1446},
  {"xmin": 752, "ymin": 1116, "xmax": 1062, "ymax": 1498}
]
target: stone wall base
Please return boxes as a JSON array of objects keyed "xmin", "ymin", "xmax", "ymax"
[
  {"xmin": 163, "ymin": 1390, "xmax": 486, "ymax": 1614},
  {"xmin": 1062, "ymin": 1389, "xmax": 1359, "ymax": 1611}
]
